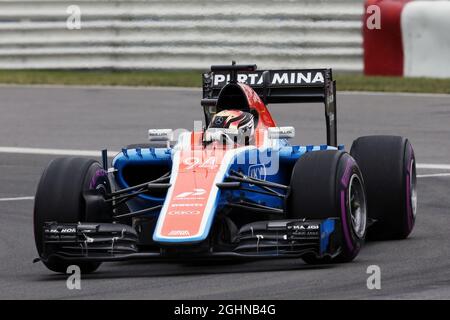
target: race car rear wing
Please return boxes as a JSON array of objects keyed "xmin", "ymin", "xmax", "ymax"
[{"xmin": 202, "ymin": 64, "xmax": 337, "ymax": 146}]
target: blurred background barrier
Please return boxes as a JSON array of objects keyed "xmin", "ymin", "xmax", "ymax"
[
  {"xmin": 363, "ymin": 0, "xmax": 410, "ymax": 76},
  {"xmin": 1, "ymin": 0, "xmax": 449, "ymax": 77},
  {"xmin": 0, "ymin": 0, "xmax": 365, "ymax": 71},
  {"xmin": 363, "ymin": 0, "xmax": 450, "ymax": 78},
  {"xmin": 402, "ymin": 1, "xmax": 450, "ymax": 78}
]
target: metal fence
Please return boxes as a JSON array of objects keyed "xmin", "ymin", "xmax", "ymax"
[{"xmin": 0, "ymin": 0, "xmax": 364, "ymax": 71}]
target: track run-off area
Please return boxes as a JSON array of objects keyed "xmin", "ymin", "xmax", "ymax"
[{"xmin": 0, "ymin": 85, "xmax": 449, "ymax": 299}]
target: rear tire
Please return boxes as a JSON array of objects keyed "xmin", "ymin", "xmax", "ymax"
[
  {"xmin": 350, "ymin": 136, "xmax": 417, "ymax": 240},
  {"xmin": 287, "ymin": 150, "xmax": 368, "ymax": 264},
  {"xmin": 34, "ymin": 157, "xmax": 111, "ymax": 273}
]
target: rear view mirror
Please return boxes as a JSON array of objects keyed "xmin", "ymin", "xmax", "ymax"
[
  {"xmin": 148, "ymin": 129, "xmax": 173, "ymax": 148},
  {"xmin": 268, "ymin": 127, "xmax": 295, "ymax": 139}
]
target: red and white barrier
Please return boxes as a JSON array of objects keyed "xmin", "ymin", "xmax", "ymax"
[
  {"xmin": 364, "ymin": 0, "xmax": 450, "ymax": 78},
  {"xmin": 363, "ymin": 0, "xmax": 411, "ymax": 76}
]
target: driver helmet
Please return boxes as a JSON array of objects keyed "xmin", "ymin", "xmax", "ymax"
[{"xmin": 208, "ymin": 109, "xmax": 255, "ymax": 145}]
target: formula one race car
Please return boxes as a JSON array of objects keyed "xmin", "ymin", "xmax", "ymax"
[{"xmin": 34, "ymin": 63, "xmax": 417, "ymax": 273}]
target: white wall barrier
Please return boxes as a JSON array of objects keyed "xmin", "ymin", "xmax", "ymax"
[
  {"xmin": 0, "ymin": 0, "xmax": 364, "ymax": 71},
  {"xmin": 402, "ymin": 1, "xmax": 450, "ymax": 78}
]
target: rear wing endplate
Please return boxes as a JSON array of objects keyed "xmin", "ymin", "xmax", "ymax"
[{"xmin": 202, "ymin": 64, "xmax": 337, "ymax": 146}]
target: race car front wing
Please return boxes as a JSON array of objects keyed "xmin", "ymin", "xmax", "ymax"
[{"xmin": 38, "ymin": 218, "xmax": 341, "ymax": 263}]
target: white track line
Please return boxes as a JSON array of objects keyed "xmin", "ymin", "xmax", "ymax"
[
  {"xmin": 0, "ymin": 146, "xmax": 118, "ymax": 157},
  {"xmin": 416, "ymin": 163, "xmax": 450, "ymax": 170},
  {"xmin": 0, "ymin": 84, "xmax": 448, "ymax": 98},
  {"xmin": 417, "ymin": 173, "xmax": 450, "ymax": 178},
  {"xmin": 0, "ymin": 196, "xmax": 34, "ymax": 202},
  {"xmin": 338, "ymin": 91, "xmax": 450, "ymax": 98},
  {"xmin": 0, "ymin": 84, "xmax": 199, "ymax": 92}
]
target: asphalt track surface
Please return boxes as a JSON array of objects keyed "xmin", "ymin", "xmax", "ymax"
[{"xmin": 0, "ymin": 85, "xmax": 449, "ymax": 300}]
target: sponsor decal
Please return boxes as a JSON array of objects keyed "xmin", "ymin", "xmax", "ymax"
[
  {"xmin": 168, "ymin": 210, "xmax": 201, "ymax": 216},
  {"xmin": 214, "ymin": 116, "xmax": 224, "ymax": 125},
  {"xmin": 212, "ymin": 71, "xmax": 325, "ymax": 87},
  {"xmin": 171, "ymin": 203, "xmax": 203, "ymax": 207},
  {"xmin": 60, "ymin": 228, "xmax": 76, "ymax": 233},
  {"xmin": 291, "ymin": 224, "xmax": 319, "ymax": 230},
  {"xmin": 175, "ymin": 188, "xmax": 206, "ymax": 199},
  {"xmin": 168, "ymin": 230, "xmax": 190, "ymax": 236},
  {"xmin": 248, "ymin": 164, "xmax": 266, "ymax": 182},
  {"xmin": 182, "ymin": 157, "xmax": 218, "ymax": 170}
]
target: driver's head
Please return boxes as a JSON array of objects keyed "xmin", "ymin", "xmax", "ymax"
[{"xmin": 208, "ymin": 109, "xmax": 255, "ymax": 145}]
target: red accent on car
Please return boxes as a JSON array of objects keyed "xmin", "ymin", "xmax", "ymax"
[{"xmin": 239, "ymin": 83, "xmax": 276, "ymax": 128}]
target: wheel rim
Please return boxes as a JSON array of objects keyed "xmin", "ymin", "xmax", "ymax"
[
  {"xmin": 410, "ymin": 159, "xmax": 417, "ymax": 218},
  {"xmin": 348, "ymin": 174, "xmax": 367, "ymax": 238},
  {"xmin": 95, "ymin": 182, "xmax": 107, "ymax": 193},
  {"xmin": 89, "ymin": 168, "xmax": 109, "ymax": 194}
]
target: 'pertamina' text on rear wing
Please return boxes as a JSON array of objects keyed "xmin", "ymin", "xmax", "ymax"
[{"xmin": 202, "ymin": 64, "xmax": 337, "ymax": 147}]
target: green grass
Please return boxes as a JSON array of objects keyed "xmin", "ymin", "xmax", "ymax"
[
  {"xmin": 0, "ymin": 69, "xmax": 449, "ymax": 94},
  {"xmin": 0, "ymin": 70, "xmax": 201, "ymax": 87},
  {"xmin": 334, "ymin": 74, "xmax": 450, "ymax": 94}
]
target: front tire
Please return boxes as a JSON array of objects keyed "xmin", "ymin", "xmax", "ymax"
[
  {"xmin": 287, "ymin": 151, "xmax": 368, "ymax": 264},
  {"xmin": 34, "ymin": 157, "xmax": 111, "ymax": 273}
]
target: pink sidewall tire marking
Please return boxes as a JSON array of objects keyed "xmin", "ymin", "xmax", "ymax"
[
  {"xmin": 340, "ymin": 190, "xmax": 354, "ymax": 254},
  {"xmin": 89, "ymin": 169, "xmax": 107, "ymax": 189}
]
